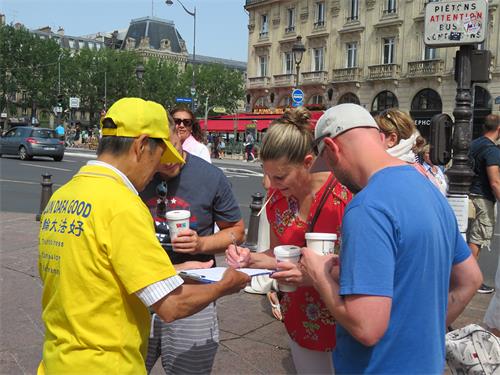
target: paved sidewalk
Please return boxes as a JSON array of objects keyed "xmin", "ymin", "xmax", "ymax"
[{"xmin": 0, "ymin": 211, "xmax": 494, "ymax": 374}]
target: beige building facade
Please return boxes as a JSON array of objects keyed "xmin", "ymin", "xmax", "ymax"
[{"xmin": 244, "ymin": 0, "xmax": 500, "ymax": 139}]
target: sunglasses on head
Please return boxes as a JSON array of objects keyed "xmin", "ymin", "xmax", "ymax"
[
  {"xmin": 312, "ymin": 133, "xmax": 331, "ymax": 156},
  {"xmin": 173, "ymin": 118, "xmax": 193, "ymax": 127}
]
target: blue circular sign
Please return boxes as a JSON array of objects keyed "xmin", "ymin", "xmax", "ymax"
[{"xmin": 292, "ymin": 89, "xmax": 304, "ymax": 103}]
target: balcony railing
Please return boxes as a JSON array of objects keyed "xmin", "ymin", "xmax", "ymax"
[
  {"xmin": 407, "ymin": 59, "xmax": 444, "ymax": 77},
  {"xmin": 301, "ymin": 71, "xmax": 328, "ymax": 84},
  {"xmin": 248, "ymin": 76, "xmax": 271, "ymax": 88},
  {"xmin": 313, "ymin": 20, "xmax": 325, "ymax": 29},
  {"xmin": 285, "ymin": 25, "xmax": 295, "ymax": 33},
  {"xmin": 259, "ymin": 31, "xmax": 269, "ymax": 39},
  {"xmin": 368, "ymin": 64, "xmax": 400, "ymax": 80},
  {"xmin": 273, "ymin": 73, "xmax": 295, "ymax": 86},
  {"xmin": 332, "ymin": 67, "xmax": 363, "ymax": 82}
]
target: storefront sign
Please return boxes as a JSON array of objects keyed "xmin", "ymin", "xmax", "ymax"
[{"xmin": 424, "ymin": 0, "xmax": 487, "ymax": 47}]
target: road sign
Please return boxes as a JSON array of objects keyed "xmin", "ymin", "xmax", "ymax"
[
  {"xmin": 1, "ymin": 113, "xmax": 7, "ymax": 119},
  {"xmin": 69, "ymin": 97, "xmax": 80, "ymax": 109},
  {"xmin": 424, "ymin": 0, "xmax": 487, "ymax": 47},
  {"xmin": 292, "ymin": 89, "xmax": 304, "ymax": 103},
  {"xmin": 292, "ymin": 101, "xmax": 303, "ymax": 108},
  {"xmin": 175, "ymin": 97, "xmax": 193, "ymax": 103}
]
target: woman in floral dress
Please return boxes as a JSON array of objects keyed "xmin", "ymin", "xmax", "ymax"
[{"xmin": 226, "ymin": 107, "xmax": 351, "ymax": 374}]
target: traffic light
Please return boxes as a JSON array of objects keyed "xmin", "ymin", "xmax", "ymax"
[{"xmin": 57, "ymin": 94, "xmax": 64, "ymax": 108}]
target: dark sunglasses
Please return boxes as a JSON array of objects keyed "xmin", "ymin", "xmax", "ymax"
[
  {"xmin": 173, "ymin": 118, "xmax": 193, "ymax": 127},
  {"xmin": 311, "ymin": 133, "xmax": 331, "ymax": 156}
]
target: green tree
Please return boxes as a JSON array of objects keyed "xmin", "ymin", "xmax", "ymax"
[
  {"xmin": 0, "ymin": 25, "xmax": 60, "ymax": 123},
  {"xmin": 182, "ymin": 63, "xmax": 245, "ymax": 117}
]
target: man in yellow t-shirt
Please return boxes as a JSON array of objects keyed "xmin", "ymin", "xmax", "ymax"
[{"xmin": 38, "ymin": 98, "xmax": 250, "ymax": 375}]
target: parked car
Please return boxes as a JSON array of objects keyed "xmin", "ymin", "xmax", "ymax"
[{"xmin": 0, "ymin": 126, "xmax": 65, "ymax": 161}]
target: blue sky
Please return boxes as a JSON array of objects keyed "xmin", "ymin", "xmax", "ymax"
[{"xmin": 1, "ymin": 0, "xmax": 249, "ymax": 62}]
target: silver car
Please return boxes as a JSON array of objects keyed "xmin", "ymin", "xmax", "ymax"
[{"xmin": 0, "ymin": 126, "xmax": 65, "ymax": 161}]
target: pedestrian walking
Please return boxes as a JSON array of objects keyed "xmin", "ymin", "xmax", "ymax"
[
  {"xmin": 245, "ymin": 132, "xmax": 255, "ymax": 162},
  {"xmin": 171, "ymin": 106, "xmax": 211, "ymax": 163},
  {"xmin": 54, "ymin": 123, "xmax": 65, "ymax": 141},
  {"xmin": 468, "ymin": 114, "xmax": 500, "ymax": 294},
  {"xmin": 140, "ymin": 118, "xmax": 245, "ymax": 374},
  {"xmin": 37, "ymin": 98, "xmax": 249, "ymax": 375},
  {"xmin": 300, "ymin": 103, "xmax": 482, "ymax": 374},
  {"xmin": 226, "ymin": 107, "xmax": 352, "ymax": 374}
]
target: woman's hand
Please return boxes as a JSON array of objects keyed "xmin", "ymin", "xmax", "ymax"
[
  {"xmin": 225, "ymin": 245, "xmax": 251, "ymax": 268},
  {"xmin": 270, "ymin": 260, "xmax": 305, "ymax": 287}
]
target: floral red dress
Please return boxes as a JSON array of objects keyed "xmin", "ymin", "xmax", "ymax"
[{"xmin": 266, "ymin": 173, "xmax": 351, "ymax": 351}]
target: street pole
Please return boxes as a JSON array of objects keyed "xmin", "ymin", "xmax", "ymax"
[
  {"xmin": 57, "ymin": 54, "xmax": 62, "ymax": 126},
  {"xmin": 295, "ymin": 63, "xmax": 300, "ymax": 89},
  {"xmin": 166, "ymin": 0, "xmax": 196, "ymax": 111},
  {"xmin": 204, "ymin": 95, "xmax": 209, "ymax": 134},
  {"xmin": 192, "ymin": 6, "xmax": 196, "ymax": 112},
  {"xmin": 104, "ymin": 71, "xmax": 107, "ymax": 110},
  {"xmin": 446, "ymin": 45, "xmax": 474, "ymax": 195}
]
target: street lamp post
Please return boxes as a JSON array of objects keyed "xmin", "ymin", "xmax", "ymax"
[
  {"xmin": 166, "ymin": 0, "xmax": 196, "ymax": 111},
  {"xmin": 135, "ymin": 64, "xmax": 145, "ymax": 98},
  {"xmin": 292, "ymin": 36, "xmax": 306, "ymax": 89}
]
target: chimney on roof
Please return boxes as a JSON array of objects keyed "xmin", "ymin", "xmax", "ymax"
[{"xmin": 57, "ymin": 27, "xmax": 64, "ymax": 36}]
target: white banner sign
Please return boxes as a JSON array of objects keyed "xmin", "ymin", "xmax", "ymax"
[{"xmin": 424, "ymin": 0, "xmax": 487, "ymax": 47}]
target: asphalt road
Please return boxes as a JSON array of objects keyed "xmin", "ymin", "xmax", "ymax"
[{"xmin": 0, "ymin": 151, "xmax": 265, "ymax": 225}]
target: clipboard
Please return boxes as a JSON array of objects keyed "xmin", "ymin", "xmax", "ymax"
[{"xmin": 179, "ymin": 267, "xmax": 273, "ymax": 284}]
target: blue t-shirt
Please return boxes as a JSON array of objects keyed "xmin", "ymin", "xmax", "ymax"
[
  {"xmin": 55, "ymin": 125, "xmax": 65, "ymax": 136},
  {"xmin": 140, "ymin": 153, "xmax": 241, "ymax": 264},
  {"xmin": 334, "ymin": 165, "xmax": 471, "ymax": 374},
  {"xmin": 469, "ymin": 136, "xmax": 500, "ymax": 202}
]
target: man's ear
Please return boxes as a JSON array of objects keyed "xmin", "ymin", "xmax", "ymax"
[
  {"xmin": 133, "ymin": 135, "xmax": 150, "ymax": 161},
  {"xmin": 323, "ymin": 137, "xmax": 340, "ymax": 163}
]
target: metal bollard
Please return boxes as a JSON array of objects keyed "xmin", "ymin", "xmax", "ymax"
[
  {"xmin": 36, "ymin": 173, "xmax": 53, "ymax": 221},
  {"xmin": 243, "ymin": 192, "xmax": 264, "ymax": 251}
]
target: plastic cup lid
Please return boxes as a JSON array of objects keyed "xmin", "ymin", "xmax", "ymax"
[
  {"xmin": 305, "ymin": 232, "xmax": 337, "ymax": 241},
  {"xmin": 274, "ymin": 245, "xmax": 301, "ymax": 258},
  {"xmin": 166, "ymin": 210, "xmax": 191, "ymax": 220}
]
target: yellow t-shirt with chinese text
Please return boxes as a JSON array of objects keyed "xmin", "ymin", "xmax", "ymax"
[{"xmin": 38, "ymin": 164, "xmax": 177, "ymax": 375}]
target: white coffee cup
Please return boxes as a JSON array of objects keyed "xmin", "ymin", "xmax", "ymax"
[
  {"xmin": 166, "ymin": 210, "xmax": 191, "ymax": 239},
  {"xmin": 274, "ymin": 245, "xmax": 301, "ymax": 292},
  {"xmin": 305, "ymin": 233, "xmax": 337, "ymax": 255}
]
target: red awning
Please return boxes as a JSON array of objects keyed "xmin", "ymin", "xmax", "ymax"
[{"xmin": 199, "ymin": 111, "xmax": 324, "ymax": 133}]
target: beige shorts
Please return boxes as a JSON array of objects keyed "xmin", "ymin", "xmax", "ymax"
[{"xmin": 468, "ymin": 196, "xmax": 495, "ymax": 247}]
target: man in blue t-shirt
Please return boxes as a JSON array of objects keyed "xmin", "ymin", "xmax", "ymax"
[
  {"xmin": 467, "ymin": 114, "xmax": 500, "ymax": 294},
  {"xmin": 54, "ymin": 123, "xmax": 65, "ymax": 140},
  {"xmin": 140, "ymin": 128, "xmax": 244, "ymax": 375},
  {"xmin": 301, "ymin": 104, "xmax": 483, "ymax": 374}
]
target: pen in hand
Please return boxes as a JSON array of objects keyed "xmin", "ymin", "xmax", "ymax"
[{"xmin": 230, "ymin": 232, "xmax": 240, "ymax": 257}]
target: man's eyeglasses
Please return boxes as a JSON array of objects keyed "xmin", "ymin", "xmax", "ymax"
[
  {"xmin": 312, "ymin": 133, "xmax": 331, "ymax": 156},
  {"xmin": 173, "ymin": 118, "xmax": 193, "ymax": 127}
]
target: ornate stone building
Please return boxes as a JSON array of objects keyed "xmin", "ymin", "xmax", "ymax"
[{"xmin": 244, "ymin": 0, "xmax": 500, "ymax": 138}]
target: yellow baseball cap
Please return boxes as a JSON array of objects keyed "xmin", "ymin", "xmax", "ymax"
[{"xmin": 100, "ymin": 97, "xmax": 184, "ymax": 164}]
